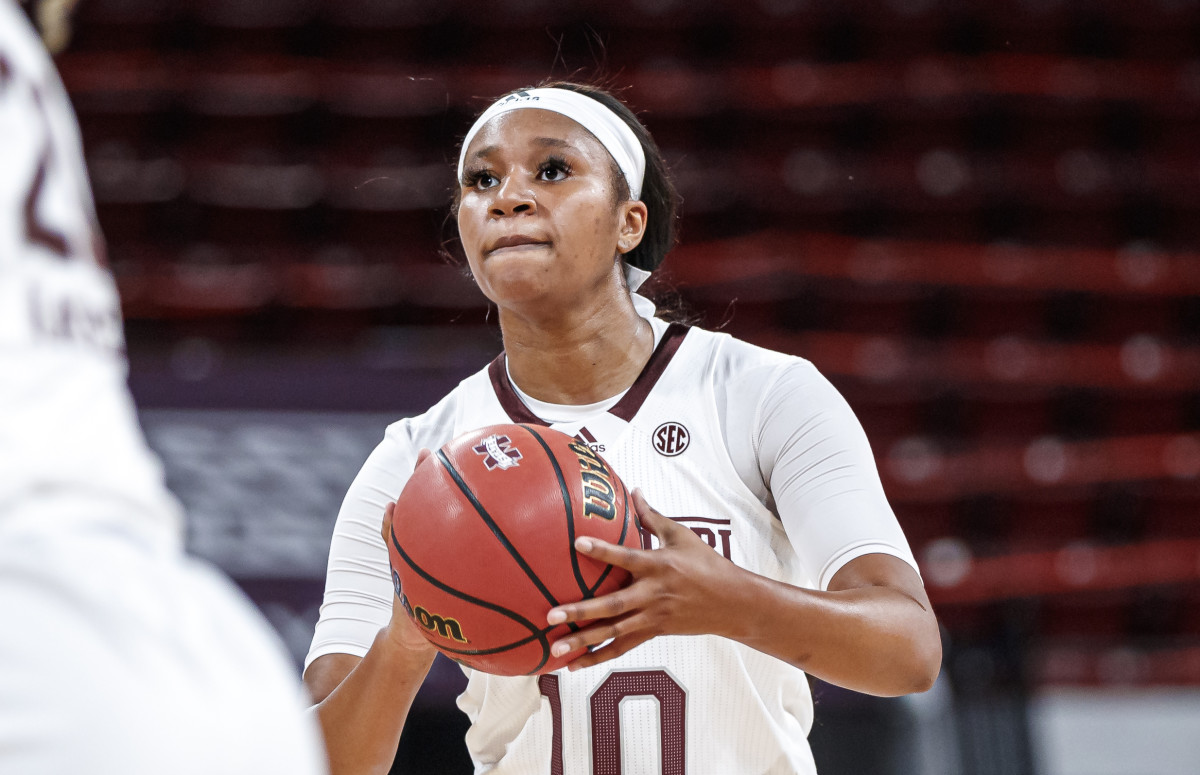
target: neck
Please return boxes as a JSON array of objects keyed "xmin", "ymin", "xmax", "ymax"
[{"xmin": 499, "ymin": 289, "xmax": 653, "ymax": 406}]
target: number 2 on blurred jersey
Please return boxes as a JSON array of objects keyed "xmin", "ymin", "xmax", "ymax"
[{"xmin": 4, "ymin": 55, "xmax": 102, "ymax": 265}]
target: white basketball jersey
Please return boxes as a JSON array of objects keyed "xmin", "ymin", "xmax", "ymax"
[
  {"xmin": 455, "ymin": 323, "xmax": 817, "ymax": 775},
  {"xmin": 312, "ymin": 302, "xmax": 921, "ymax": 773},
  {"xmin": 0, "ymin": 0, "xmax": 179, "ymax": 531},
  {"xmin": 312, "ymin": 320, "xmax": 842, "ymax": 773}
]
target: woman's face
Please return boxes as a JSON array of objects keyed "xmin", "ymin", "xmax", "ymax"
[{"xmin": 456, "ymin": 109, "xmax": 646, "ymax": 311}]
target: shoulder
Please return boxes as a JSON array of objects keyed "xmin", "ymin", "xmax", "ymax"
[
  {"xmin": 682, "ymin": 325, "xmax": 822, "ymax": 395},
  {"xmin": 379, "ymin": 363, "xmax": 496, "ymax": 454},
  {"xmin": 688, "ymin": 327, "xmax": 859, "ymax": 456}
]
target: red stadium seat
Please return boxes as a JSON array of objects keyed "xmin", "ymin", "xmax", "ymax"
[
  {"xmin": 1037, "ymin": 592, "xmax": 1131, "ymax": 640},
  {"xmin": 1006, "ymin": 494, "xmax": 1092, "ymax": 550}
]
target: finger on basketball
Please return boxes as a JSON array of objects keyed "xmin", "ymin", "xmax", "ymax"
[
  {"xmin": 631, "ymin": 489, "xmax": 674, "ymax": 536},
  {"xmin": 565, "ymin": 631, "xmax": 654, "ymax": 671},
  {"xmin": 550, "ymin": 610, "xmax": 643, "ymax": 657},
  {"xmin": 548, "ymin": 585, "xmax": 637, "ymax": 626},
  {"xmin": 573, "ymin": 535, "xmax": 647, "ymax": 572}
]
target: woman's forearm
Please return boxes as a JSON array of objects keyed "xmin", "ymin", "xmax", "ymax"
[
  {"xmin": 718, "ymin": 556, "xmax": 942, "ymax": 697},
  {"xmin": 313, "ymin": 629, "xmax": 438, "ymax": 775}
]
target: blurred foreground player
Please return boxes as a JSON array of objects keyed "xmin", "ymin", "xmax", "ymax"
[
  {"xmin": 305, "ymin": 82, "xmax": 942, "ymax": 774},
  {"xmin": 0, "ymin": 3, "xmax": 328, "ymax": 773}
]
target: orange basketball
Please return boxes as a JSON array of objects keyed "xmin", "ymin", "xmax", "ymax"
[{"xmin": 387, "ymin": 423, "xmax": 641, "ymax": 675}]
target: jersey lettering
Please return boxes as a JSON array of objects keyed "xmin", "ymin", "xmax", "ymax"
[
  {"xmin": 2, "ymin": 50, "xmax": 120, "ymax": 354},
  {"xmin": 652, "ymin": 422, "xmax": 690, "ymax": 456},
  {"xmin": 27, "ymin": 282, "xmax": 124, "ymax": 352},
  {"xmin": 641, "ymin": 518, "xmax": 734, "ymax": 561},
  {"xmin": 574, "ymin": 427, "xmax": 605, "ymax": 453}
]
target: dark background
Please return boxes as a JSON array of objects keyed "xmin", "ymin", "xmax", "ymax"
[{"xmin": 49, "ymin": 0, "xmax": 1200, "ymax": 772}]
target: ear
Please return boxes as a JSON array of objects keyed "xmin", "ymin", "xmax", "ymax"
[{"xmin": 616, "ymin": 200, "xmax": 648, "ymax": 255}]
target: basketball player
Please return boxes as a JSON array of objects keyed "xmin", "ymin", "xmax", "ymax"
[
  {"xmin": 305, "ymin": 83, "xmax": 942, "ymax": 774},
  {"xmin": 0, "ymin": 3, "xmax": 328, "ymax": 772}
]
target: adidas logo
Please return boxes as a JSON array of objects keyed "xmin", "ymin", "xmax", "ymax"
[
  {"xmin": 501, "ymin": 90, "xmax": 539, "ymax": 105},
  {"xmin": 574, "ymin": 427, "xmax": 605, "ymax": 453}
]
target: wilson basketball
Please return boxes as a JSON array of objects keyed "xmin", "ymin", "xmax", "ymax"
[{"xmin": 387, "ymin": 423, "xmax": 640, "ymax": 676}]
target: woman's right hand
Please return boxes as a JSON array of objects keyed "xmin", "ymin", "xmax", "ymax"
[{"xmin": 380, "ymin": 495, "xmax": 439, "ymax": 657}]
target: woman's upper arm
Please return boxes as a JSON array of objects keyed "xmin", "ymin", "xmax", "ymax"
[
  {"xmin": 753, "ymin": 360, "xmax": 922, "ymax": 589},
  {"xmin": 304, "ymin": 429, "xmax": 417, "ymax": 675}
]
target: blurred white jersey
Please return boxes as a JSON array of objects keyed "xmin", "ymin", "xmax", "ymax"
[
  {"xmin": 0, "ymin": 0, "xmax": 178, "ymax": 532},
  {"xmin": 310, "ymin": 315, "xmax": 919, "ymax": 774},
  {"xmin": 0, "ymin": 510, "xmax": 330, "ymax": 775},
  {"xmin": 0, "ymin": 4, "xmax": 327, "ymax": 773}
]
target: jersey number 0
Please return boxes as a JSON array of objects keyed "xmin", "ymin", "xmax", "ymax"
[{"xmin": 539, "ymin": 670, "xmax": 687, "ymax": 774}]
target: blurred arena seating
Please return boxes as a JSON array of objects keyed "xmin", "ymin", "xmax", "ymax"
[{"xmin": 54, "ymin": 0, "xmax": 1200, "ymax": 772}]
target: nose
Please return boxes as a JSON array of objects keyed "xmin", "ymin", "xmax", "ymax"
[{"xmin": 490, "ymin": 175, "xmax": 536, "ymax": 217}]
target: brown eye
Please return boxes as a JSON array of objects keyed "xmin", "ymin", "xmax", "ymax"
[
  {"xmin": 465, "ymin": 170, "xmax": 498, "ymax": 190},
  {"xmin": 538, "ymin": 157, "xmax": 571, "ymax": 182}
]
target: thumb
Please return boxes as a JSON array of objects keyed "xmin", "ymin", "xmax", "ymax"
[{"xmin": 381, "ymin": 501, "xmax": 395, "ymax": 544}]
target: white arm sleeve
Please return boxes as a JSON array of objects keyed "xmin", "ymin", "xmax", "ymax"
[
  {"xmin": 751, "ymin": 360, "xmax": 919, "ymax": 590},
  {"xmin": 304, "ymin": 424, "xmax": 418, "ymax": 670}
]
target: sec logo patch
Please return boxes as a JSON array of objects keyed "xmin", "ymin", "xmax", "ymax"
[{"xmin": 653, "ymin": 422, "xmax": 690, "ymax": 457}]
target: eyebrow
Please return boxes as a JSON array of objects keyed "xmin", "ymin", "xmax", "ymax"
[{"xmin": 465, "ymin": 137, "xmax": 573, "ymax": 165}]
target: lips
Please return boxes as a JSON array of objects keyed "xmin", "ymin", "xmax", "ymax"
[{"xmin": 486, "ymin": 235, "xmax": 549, "ymax": 254}]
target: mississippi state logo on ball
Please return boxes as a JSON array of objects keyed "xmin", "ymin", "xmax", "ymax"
[
  {"xmin": 653, "ymin": 422, "xmax": 689, "ymax": 456},
  {"xmin": 473, "ymin": 434, "xmax": 523, "ymax": 470}
]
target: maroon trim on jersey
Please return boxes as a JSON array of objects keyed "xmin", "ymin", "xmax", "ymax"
[
  {"xmin": 487, "ymin": 355, "xmax": 549, "ymax": 426},
  {"xmin": 609, "ymin": 323, "xmax": 689, "ymax": 422},
  {"xmin": 488, "ymin": 322, "xmax": 689, "ymax": 425}
]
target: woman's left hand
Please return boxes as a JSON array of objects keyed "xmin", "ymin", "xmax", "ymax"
[{"xmin": 546, "ymin": 489, "xmax": 741, "ymax": 671}]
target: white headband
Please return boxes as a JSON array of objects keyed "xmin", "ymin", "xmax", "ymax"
[{"xmin": 457, "ymin": 87, "xmax": 647, "ymax": 201}]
